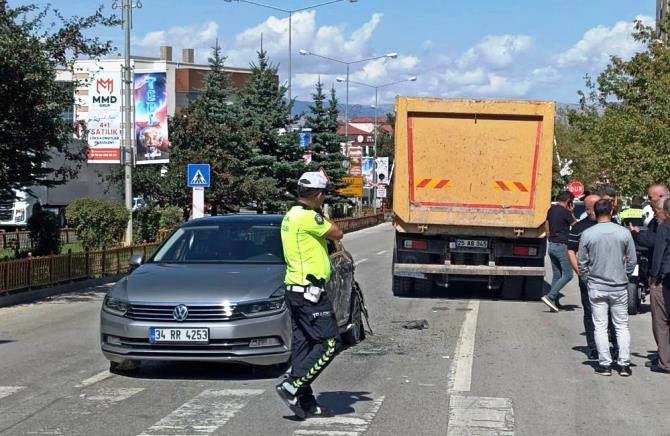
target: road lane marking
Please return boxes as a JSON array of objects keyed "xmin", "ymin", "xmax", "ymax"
[
  {"xmin": 0, "ymin": 386, "xmax": 24, "ymax": 399},
  {"xmin": 137, "ymin": 389, "xmax": 263, "ymax": 436},
  {"xmin": 376, "ymin": 250, "xmax": 387, "ymax": 255},
  {"xmin": 448, "ymin": 299, "xmax": 480, "ymax": 392},
  {"xmin": 81, "ymin": 388, "xmax": 144, "ymax": 405},
  {"xmin": 295, "ymin": 395, "xmax": 384, "ymax": 436},
  {"xmin": 76, "ymin": 370, "xmax": 114, "ymax": 388},
  {"xmin": 354, "ymin": 258, "xmax": 368, "ymax": 266},
  {"xmin": 447, "ymin": 395, "xmax": 514, "ymax": 436},
  {"xmin": 446, "ymin": 300, "xmax": 516, "ymax": 435}
]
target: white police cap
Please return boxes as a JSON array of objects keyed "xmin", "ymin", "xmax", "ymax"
[{"xmin": 298, "ymin": 172, "xmax": 329, "ymax": 190}]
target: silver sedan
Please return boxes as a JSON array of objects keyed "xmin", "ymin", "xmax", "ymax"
[{"xmin": 100, "ymin": 214, "xmax": 365, "ymax": 372}]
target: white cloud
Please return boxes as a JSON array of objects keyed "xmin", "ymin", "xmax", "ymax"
[
  {"xmin": 457, "ymin": 34, "xmax": 533, "ymax": 69},
  {"xmin": 554, "ymin": 16, "xmax": 653, "ymax": 68},
  {"xmin": 531, "ymin": 66, "xmax": 560, "ymax": 83},
  {"xmin": 133, "ymin": 21, "xmax": 220, "ymax": 62}
]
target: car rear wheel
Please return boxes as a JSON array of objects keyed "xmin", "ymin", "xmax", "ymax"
[
  {"xmin": 500, "ymin": 276, "xmax": 524, "ymax": 300},
  {"xmin": 342, "ymin": 292, "xmax": 364, "ymax": 346},
  {"xmin": 110, "ymin": 360, "xmax": 140, "ymax": 373},
  {"xmin": 413, "ymin": 278, "xmax": 433, "ymax": 297},
  {"xmin": 523, "ymin": 276, "xmax": 545, "ymax": 301}
]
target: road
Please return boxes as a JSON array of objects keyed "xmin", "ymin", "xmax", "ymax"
[{"xmin": 0, "ymin": 223, "xmax": 668, "ymax": 435}]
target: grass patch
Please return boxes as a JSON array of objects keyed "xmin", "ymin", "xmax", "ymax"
[{"xmin": 0, "ymin": 242, "xmax": 84, "ymax": 261}]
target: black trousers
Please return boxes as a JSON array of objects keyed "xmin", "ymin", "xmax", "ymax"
[
  {"xmin": 579, "ymin": 279, "xmax": 618, "ymax": 351},
  {"xmin": 286, "ymin": 291, "xmax": 342, "ymax": 408}
]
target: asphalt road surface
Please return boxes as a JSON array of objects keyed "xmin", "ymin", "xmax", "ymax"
[{"xmin": 1, "ymin": 223, "xmax": 668, "ymax": 435}]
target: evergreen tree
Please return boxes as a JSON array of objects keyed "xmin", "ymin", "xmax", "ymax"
[
  {"xmin": 129, "ymin": 43, "xmax": 252, "ymax": 215},
  {"xmin": 304, "ymin": 81, "xmax": 347, "ymax": 203},
  {"xmin": 0, "ymin": 4, "xmax": 118, "ymax": 204},
  {"xmin": 238, "ymin": 49, "xmax": 303, "ymax": 213}
]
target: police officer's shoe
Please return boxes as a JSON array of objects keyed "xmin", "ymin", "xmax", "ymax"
[
  {"xmin": 305, "ymin": 405, "xmax": 335, "ymax": 418},
  {"xmin": 276, "ymin": 382, "xmax": 307, "ymax": 419}
]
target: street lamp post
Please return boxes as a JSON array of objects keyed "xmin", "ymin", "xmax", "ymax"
[
  {"xmin": 300, "ymin": 50, "xmax": 398, "ymax": 153},
  {"xmin": 224, "ymin": 0, "xmax": 357, "ymax": 101},
  {"xmin": 335, "ymin": 76, "xmax": 417, "ymax": 211}
]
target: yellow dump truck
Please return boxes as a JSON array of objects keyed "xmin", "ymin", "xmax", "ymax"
[{"xmin": 392, "ymin": 97, "xmax": 555, "ymax": 299}]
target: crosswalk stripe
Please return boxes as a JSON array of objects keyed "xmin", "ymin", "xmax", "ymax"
[
  {"xmin": 295, "ymin": 395, "xmax": 385, "ymax": 436},
  {"xmin": 76, "ymin": 370, "xmax": 114, "ymax": 388},
  {"xmin": 137, "ymin": 389, "xmax": 263, "ymax": 436},
  {"xmin": 447, "ymin": 395, "xmax": 514, "ymax": 435},
  {"xmin": 80, "ymin": 388, "xmax": 144, "ymax": 405},
  {"xmin": 0, "ymin": 386, "xmax": 24, "ymax": 400}
]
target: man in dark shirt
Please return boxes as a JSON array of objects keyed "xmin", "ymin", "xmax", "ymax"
[
  {"xmin": 648, "ymin": 197, "xmax": 670, "ymax": 374},
  {"xmin": 543, "ymin": 190, "xmax": 576, "ymax": 312}
]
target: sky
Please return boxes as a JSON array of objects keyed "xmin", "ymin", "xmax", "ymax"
[{"xmin": 12, "ymin": 0, "xmax": 657, "ymax": 105}]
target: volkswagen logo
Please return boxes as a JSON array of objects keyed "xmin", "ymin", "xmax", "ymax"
[{"xmin": 173, "ymin": 304, "xmax": 189, "ymax": 321}]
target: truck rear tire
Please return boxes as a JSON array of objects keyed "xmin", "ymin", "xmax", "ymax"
[
  {"xmin": 413, "ymin": 278, "xmax": 433, "ymax": 297},
  {"xmin": 392, "ymin": 275, "xmax": 413, "ymax": 297},
  {"xmin": 500, "ymin": 277, "xmax": 524, "ymax": 300},
  {"xmin": 627, "ymin": 282, "xmax": 640, "ymax": 315},
  {"xmin": 523, "ymin": 277, "xmax": 545, "ymax": 301}
]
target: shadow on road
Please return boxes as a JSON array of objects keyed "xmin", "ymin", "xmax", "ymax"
[
  {"xmin": 0, "ymin": 340, "xmax": 15, "ymax": 345},
  {"xmin": 316, "ymin": 390, "xmax": 374, "ymax": 414},
  {"xmin": 117, "ymin": 360, "xmax": 289, "ymax": 381}
]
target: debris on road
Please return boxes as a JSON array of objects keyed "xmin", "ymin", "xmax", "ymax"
[{"xmin": 401, "ymin": 320, "xmax": 429, "ymax": 330}]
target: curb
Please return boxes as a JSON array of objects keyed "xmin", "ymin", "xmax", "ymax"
[{"xmin": 0, "ymin": 274, "xmax": 125, "ymax": 309}]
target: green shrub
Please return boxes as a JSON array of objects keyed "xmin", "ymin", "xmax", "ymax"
[
  {"xmin": 133, "ymin": 206, "xmax": 160, "ymax": 243},
  {"xmin": 159, "ymin": 206, "xmax": 184, "ymax": 231},
  {"xmin": 66, "ymin": 199, "xmax": 129, "ymax": 250},
  {"xmin": 27, "ymin": 204, "xmax": 62, "ymax": 256}
]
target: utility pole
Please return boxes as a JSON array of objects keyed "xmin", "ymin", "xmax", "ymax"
[{"xmin": 114, "ymin": 0, "xmax": 141, "ymax": 245}]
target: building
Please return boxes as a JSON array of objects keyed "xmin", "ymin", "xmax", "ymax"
[
  {"xmin": 337, "ymin": 116, "xmax": 394, "ymax": 152},
  {"xmin": 1, "ymin": 47, "xmax": 258, "ymax": 227}
]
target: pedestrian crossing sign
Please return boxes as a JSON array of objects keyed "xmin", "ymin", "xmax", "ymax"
[{"xmin": 187, "ymin": 164, "xmax": 210, "ymax": 188}]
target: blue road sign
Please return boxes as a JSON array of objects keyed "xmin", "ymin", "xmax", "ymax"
[
  {"xmin": 299, "ymin": 131, "xmax": 312, "ymax": 148},
  {"xmin": 187, "ymin": 164, "xmax": 210, "ymax": 188}
]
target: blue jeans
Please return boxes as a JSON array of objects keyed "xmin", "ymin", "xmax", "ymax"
[{"xmin": 546, "ymin": 242, "xmax": 573, "ymax": 300}]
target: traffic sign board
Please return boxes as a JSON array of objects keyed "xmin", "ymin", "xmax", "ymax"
[
  {"xmin": 567, "ymin": 181, "xmax": 584, "ymax": 198},
  {"xmin": 187, "ymin": 164, "xmax": 210, "ymax": 188}
]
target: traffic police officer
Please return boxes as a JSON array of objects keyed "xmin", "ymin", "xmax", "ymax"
[{"xmin": 276, "ymin": 171, "xmax": 344, "ymax": 419}]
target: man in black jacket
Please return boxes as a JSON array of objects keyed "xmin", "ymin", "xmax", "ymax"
[{"xmin": 648, "ymin": 197, "xmax": 670, "ymax": 374}]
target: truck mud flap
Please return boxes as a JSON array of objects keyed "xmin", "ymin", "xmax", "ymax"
[{"xmin": 394, "ymin": 263, "xmax": 545, "ymax": 277}]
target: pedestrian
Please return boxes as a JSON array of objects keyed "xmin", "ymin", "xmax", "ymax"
[
  {"xmin": 647, "ymin": 197, "xmax": 670, "ymax": 374},
  {"xmin": 542, "ymin": 191, "xmax": 576, "ymax": 312},
  {"xmin": 567, "ymin": 194, "xmax": 601, "ymax": 359},
  {"xmin": 619, "ymin": 195, "xmax": 645, "ymax": 227},
  {"xmin": 578, "ymin": 199, "xmax": 637, "ymax": 376},
  {"xmin": 643, "ymin": 184, "xmax": 669, "ymax": 227},
  {"xmin": 597, "ymin": 185, "xmax": 621, "ymax": 225},
  {"xmin": 277, "ymin": 171, "xmax": 344, "ymax": 419}
]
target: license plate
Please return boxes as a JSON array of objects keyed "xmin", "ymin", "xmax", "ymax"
[
  {"xmin": 149, "ymin": 328, "xmax": 209, "ymax": 343},
  {"xmin": 456, "ymin": 239, "xmax": 488, "ymax": 249}
]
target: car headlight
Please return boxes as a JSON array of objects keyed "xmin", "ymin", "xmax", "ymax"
[
  {"xmin": 103, "ymin": 296, "xmax": 130, "ymax": 316},
  {"xmin": 237, "ymin": 297, "xmax": 286, "ymax": 318}
]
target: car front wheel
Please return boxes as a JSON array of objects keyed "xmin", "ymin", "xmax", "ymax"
[{"xmin": 342, "ymin": 292, "xmax": 364, "ymax": 346}]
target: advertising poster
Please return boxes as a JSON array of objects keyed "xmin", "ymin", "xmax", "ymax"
[
  {"xmin": 87, "ymin": 70, "xmax": 122, "ymax": 163},
  {"xmin": 134, "ymin": 71, "xmax": 169, "ymax": 164},
  {"xmin": 376, "ymin": 157, "xmax": 389, "ymax": 184},
  {"xmin": 362, "ymin": 157, "xmax": 374, "ymax": 187}
]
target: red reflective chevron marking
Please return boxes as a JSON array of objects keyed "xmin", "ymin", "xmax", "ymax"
[
  {"xmin": 417, "ymin": 179, "xmax": 431, "ymax": 188},
  {"xmin": 434, "ymin": 179, "xmax": 450, "ymax": 189},
  {"xmin": 496, "ymin": 181, "xmax": 511, "ymax": 191}
]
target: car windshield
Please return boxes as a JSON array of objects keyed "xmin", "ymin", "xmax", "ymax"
[{"xmin": 151, "ymin": 223, "xmax": 284, "ymax": 264}]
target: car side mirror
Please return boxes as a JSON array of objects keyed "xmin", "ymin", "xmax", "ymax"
[{"xmin": 128, "ymin": 254, "xmax": 144, "ymax": 268}]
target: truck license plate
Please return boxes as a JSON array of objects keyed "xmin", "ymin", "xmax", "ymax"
[
  {"xmin": 456, "ymin": 239, "xmax": 488, "ymax": 249},
  {"xmin": 149, "ymin": 328, "xmax": 209, "ymax": 343}
]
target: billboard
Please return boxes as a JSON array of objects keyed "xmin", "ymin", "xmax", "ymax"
[
  {"xmin": 362, "ymin": 157, "xmax": 374, "ymax": 187},
  {"xmin": 87, "ymin": 70, "xmax": 122, "ymax": 163},
  {"xmin": 134, "ymin": 71, "xmax": 169, "ymax": 164}
]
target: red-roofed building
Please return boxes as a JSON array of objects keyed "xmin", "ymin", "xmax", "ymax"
[{"xmin": 338, "ymin": 116, "xmax": 394, "ymax": 145}]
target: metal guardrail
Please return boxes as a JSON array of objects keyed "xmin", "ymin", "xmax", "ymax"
[
  {"xmin": 0, "ymin": 243, "xmax": 160, "ymax": 295},
  {"xmin": 0, "ymin": 214, "xmax": 384, "ymax": 295},
  {"xmin": 0, "ymin": 228, "xmax": 79, "ymax": 251}
]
